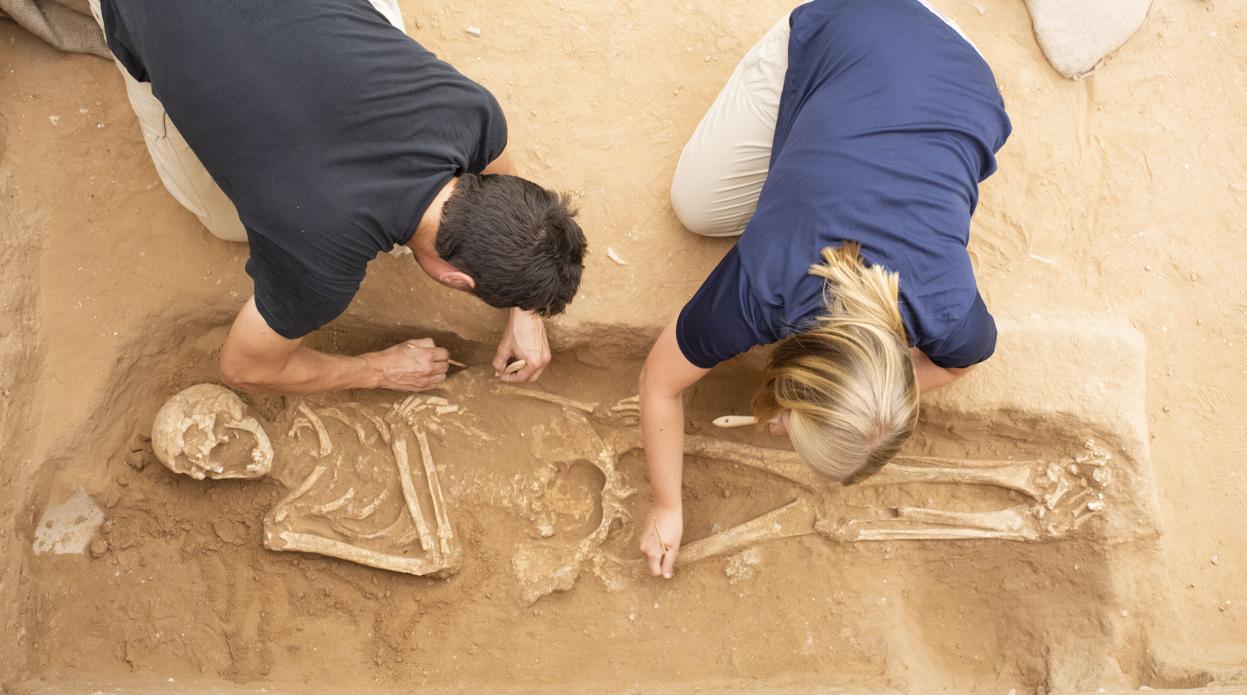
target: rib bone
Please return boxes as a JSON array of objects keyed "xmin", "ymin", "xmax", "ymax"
[{"xmin": 297, "ymin": 403, "xmax": 333, "ymax": 457}]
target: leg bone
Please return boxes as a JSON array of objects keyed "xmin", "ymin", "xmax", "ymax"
[
  {"xmin": 865, "ymin": 460, "xmax": 1043, "ymax": 499},
  {"xmin": 680, "ymin": 497, "xmax": 819, "ymax": 564},
  {"xmin": 495, "ymin": 385, "xmax": 599, "ymax": 414}
]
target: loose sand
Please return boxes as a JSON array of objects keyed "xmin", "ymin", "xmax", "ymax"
[{"xmin": 1, "ymin": 1, "xmax": 1245, "ymax": 692}]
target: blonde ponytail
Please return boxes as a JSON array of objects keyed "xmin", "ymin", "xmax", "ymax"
[{"xmin": 752, "ymin": 243, "xmax": 919, "ymax": 482}]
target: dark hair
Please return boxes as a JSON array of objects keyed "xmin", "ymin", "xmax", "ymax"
[{"xmin": 436, "ymin": 174, "xmax": 586, "ymax": 316}]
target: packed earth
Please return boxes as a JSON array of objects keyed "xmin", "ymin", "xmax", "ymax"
[{"xmin": 1, "ymin": 1, "xmax": 1245, "ymax": 693}]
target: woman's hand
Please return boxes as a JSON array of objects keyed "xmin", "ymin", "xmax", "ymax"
[
  {"xmin": 641, "ymin": 504, "xmax": 684, "ymax": 579},
  {"xmin": 493, "ymin": 308, "xmax": 551, "ymax": 382}
]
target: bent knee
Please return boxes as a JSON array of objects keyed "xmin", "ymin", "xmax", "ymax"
[
  {"xmin": 670, "ymin": 175, "xmax": 742, "ymax": 238},
  {"xmin": 201, "ymin": 212, "xmax": 248, "ymax": 243}
]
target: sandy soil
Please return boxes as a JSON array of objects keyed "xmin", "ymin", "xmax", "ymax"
[{"xmin": 1, "ymin": 0, "xmax": 1245, "ymax": 692}]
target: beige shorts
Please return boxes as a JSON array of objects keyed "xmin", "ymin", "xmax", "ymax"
[
  {"xmin": 670, "ymin": 2, "xmax": 979, "ymax": 238},
  {"xmin": 88, "ymin": 0, "xmax": 406, "ymax": 242}
]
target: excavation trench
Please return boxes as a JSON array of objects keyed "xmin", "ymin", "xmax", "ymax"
[{"xmin": 10, "ymin": 316, "xmax": 1165, "ymax": 694}]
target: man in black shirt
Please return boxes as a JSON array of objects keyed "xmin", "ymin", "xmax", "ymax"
[{"xmin": 92, "ymin": 0, "xmax": 586, "ymax": 394}]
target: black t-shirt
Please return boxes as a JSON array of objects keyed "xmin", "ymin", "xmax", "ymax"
[{"xmin": 101, "ymin": 0, "xmax": 508, "ymax": 338}]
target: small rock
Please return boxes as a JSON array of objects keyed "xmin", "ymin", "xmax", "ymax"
[
  {"xmin": 89, "ymin": 537, "xmax": 109, "ymax": 558},
  {"xmin": 465, "ymin": 25, "xmax": 482, "ymax": 37},
  {"xmin": 48, "ymin": 115, "xmax": 60, "ymax": 126},
  {"xmin": 126, "ymin": 449, "xmax": 149, "ymax": 471},
  {"xmin": 1210, "ymin": 554, "xmax": 1219, "ymax": 566}
]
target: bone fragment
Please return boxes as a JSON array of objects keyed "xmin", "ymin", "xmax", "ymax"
[
  {"xmin": 392, "ymin": 434, "xmax": 437, "ymax": 556},
  {"xmin": 712, "ymin": 415, "xmax": 757, "ymax": 429},
  {"xmin": 223, "ymin": 420, "xmax": 275, "ymax": 476},
  {"xmin": 1044, "ymin": 475, "xmax": 1073, "ymax": 510},
  {"xmin": 344, "ymin": 490, "xmax": 389, "ymax": 520},
  {"xmin": 360, "ymin": 412, "xmax": 392, "ymax": 444},
  {"xmin": 273, "ymin": 464, "xmax": 327, "ymax": 523},
  {"xmin": 297, "ymin": 403, "xmax": 333, "ymax": 457},
  {"xmin": 288, "ymin": 417, "xmax": 312, "ymax": 439},
  {"xmin": 320, "ymin": 408, "xmax": 369, "ymax": 445},
  {"xmin": 352, "ymin": 511, "xmax": 409, "ymax": 540},
  {"xmin": 496, "ymin": 385, "xmax": 599, "ymax": 414},
  {"xmin": 268, "ymin": 531, "xmax": 444, "ymax": 576},
  {"xmin": 414, "ymin": 426, "xmax": 454, "ymax": 556},
  {"xmin": 435, "ymin": 405, "xmax": 459, "ymax": 416},
  {"xmin": 311, "ymin": 487, "xmax": 356, "ymax": 515}
]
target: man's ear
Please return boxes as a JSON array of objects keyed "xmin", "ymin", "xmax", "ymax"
[{"xmin": 439, "ymin": 270, "xmax": 476, "ymax": 291}]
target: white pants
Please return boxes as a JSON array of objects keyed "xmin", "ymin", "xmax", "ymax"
[
  {"xmin": 89, "ymin": 0, "xmax": 406, "ymax": 242},
  {"xmin": 670, "ymin": 2, "xmax": 979, "ymax": 238}
]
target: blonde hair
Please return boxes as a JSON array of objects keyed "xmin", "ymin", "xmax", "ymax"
[{"xmin": 752, "ymin": 243, "xmax": 919, "ymax": 483}]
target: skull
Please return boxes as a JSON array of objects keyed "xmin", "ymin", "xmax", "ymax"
[{"xmin": 151, "ymin": 384, "xmax": 274, "ymax": 480}]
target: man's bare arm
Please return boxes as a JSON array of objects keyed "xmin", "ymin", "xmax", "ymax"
[
  {"xmin": 219, "ymin": 297, "xmax": 449, "ymax": 394},
  {"xmin": 911, "ymin": 347, "xmax": 977, "ymax": 392}
]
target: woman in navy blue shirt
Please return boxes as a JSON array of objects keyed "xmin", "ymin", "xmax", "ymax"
[{"xmin": 639, "ymin": 0, "xmax": 1012, "ymax": 578}]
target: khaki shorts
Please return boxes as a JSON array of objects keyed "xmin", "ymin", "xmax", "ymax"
[
  {"xmin": 89, "ymin": 0, "xmax": 406, "ymax": 242},
  {"xmin": 670, "ymin": 2, "xmax": 979, "ymax": 238}
]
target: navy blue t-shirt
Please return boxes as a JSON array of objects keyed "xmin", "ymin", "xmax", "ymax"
[
  {"xmin": 677, "ymin": 0, "xmax": 1011, "ymax": 369},
  {"xmin": 101, "ymin": 0, "xmax": 508, "ymax": 338}
]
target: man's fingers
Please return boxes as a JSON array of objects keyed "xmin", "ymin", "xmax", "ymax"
[
  {"xmin": 427, "ymin": 347, "xmax": 450, "ymax": 363},
  {"xmin": 660, "ymin": 547, "xmax": 678, "ymax": 579},
  {"xmin": 407, "ymin": 338, "xmax": 436, "ymax": 349}
]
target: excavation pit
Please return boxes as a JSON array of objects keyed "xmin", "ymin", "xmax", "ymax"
[{"xmin": 8, "ymin": 316, "xmax": 1203, "ymax": 694}]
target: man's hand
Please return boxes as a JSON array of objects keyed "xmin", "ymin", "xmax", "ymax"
[
  {"xmin": 492, "ymin": 308, "xmax": 551, "ymax": 382},
  {"xmin": 640, "ymin": 504, "xmax": 683, "ymax": 579},
  {"xmin": 362, "ymin": 338, "xmax": 449, "ymax": 391}
]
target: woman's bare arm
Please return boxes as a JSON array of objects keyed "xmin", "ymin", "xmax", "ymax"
[
  {"xmin": 638, "ymin": 318, "xmax": 709, "ymax": 578},
  {"xmin": 911, "ymin": 347, "xmax": 977, "ymax": 392}
]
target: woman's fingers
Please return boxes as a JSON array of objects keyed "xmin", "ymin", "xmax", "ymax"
[
  {"xmin": 659, "ymin": 546, "xmax": 678, "ymax": 579},
  {"xmin": 645, "ymin": 544, "xmax": 664, "ymax": 577}
]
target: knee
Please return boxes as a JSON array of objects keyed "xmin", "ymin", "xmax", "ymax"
[
  {"xmin": 202, "ymin": 213, "xmax": 248, "ymax": 243},
  {"xmin": 670, "ymin": 173, "xmax": 732, "ymax": 237}
]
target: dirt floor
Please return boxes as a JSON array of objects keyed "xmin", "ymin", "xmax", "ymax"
[{"xmin": 1, "ymin": 0, "xmax": 1245, "ymax": 693}]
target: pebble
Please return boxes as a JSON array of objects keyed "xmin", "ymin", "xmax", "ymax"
[
  {"xmin": 1210, "ymin": 554, "xmax": 1219, "ymax": 566},
  {"xmin": 465, "ymin": 26, "xmax": 482, "ymax": 37},
  {"xmin": 89, "ymin": 537, "xmax": 109, "ymax": 558}
]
